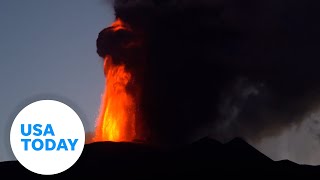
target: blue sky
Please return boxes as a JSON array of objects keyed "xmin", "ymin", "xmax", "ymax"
[{"xmin": 0, "ymin": 0, "xmax": 114, "ymax": 162}]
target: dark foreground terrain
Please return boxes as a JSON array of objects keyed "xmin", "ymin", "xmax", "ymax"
[{"xmin": 1, "ymin": 137, "xmax": 319, "ymax": 178}]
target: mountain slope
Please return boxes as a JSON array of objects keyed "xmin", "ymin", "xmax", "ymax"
[{"xmin": 0, "ymin": 137, "xmax": 319, "ymax": 178}]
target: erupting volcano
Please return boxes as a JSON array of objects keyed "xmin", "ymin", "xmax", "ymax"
[{"xmin": 94, "ymin": 19, "xmax": 137, "ymax": 142}]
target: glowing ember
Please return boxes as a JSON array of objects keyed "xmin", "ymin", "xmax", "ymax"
[{"xmin": 110, "ymin": 18, "xmax": 130, "ymax": 32}]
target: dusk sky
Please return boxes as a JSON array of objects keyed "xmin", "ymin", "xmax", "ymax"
[
  {"xmin": 0, "ymin": 0, "xmax": 114, "ymax": 162},
  {"xmin": 1, "ymin": 0, "xmax": 320, "ymax": 165}
]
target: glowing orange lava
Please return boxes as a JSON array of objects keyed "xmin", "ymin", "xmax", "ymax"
[
  {"xmin": 94, "ymin": 18, "xmax": 136, "ymax": 142},
  {"xmin": 94, "ymin": 57, "xmax": 136, "ymax": 142}
]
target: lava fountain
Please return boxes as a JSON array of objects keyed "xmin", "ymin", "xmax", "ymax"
[{"xmin": 94, "ymin": 19, "xmax": 137, "ymax": 142}]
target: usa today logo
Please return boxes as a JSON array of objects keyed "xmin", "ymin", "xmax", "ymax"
[{"xmin": 10, "ymin": 100, "xmax": 85, "ymax": 175}]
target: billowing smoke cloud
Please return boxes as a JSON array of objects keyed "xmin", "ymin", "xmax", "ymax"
[{"xmin": 97, "ymin": 0, "xmax": 320, "ymax": 145}]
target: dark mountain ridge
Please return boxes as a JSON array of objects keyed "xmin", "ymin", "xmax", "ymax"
[{"xmin": 1, "ymin": 137, "xmax": 319, "ymax": 178}]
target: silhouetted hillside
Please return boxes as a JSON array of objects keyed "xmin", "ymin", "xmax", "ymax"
[{"xmin": 1, "ymin": 137, "xmax": 319, "ymax": 178}]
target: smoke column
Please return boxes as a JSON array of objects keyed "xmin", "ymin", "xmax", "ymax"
[{"xmin": 96, "ymin": 0, "xmax": 320, "ymax": 146}]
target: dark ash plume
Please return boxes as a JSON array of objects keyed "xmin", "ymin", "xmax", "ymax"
[{"xmin": 97, "ymin": 0, "xmax": 320, "ymax": 145}]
